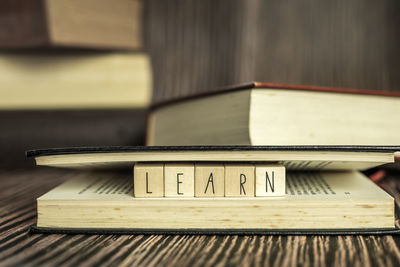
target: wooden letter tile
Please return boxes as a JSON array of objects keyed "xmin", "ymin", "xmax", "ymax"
[
  {"xmin": 195, "ymin": 164, "xmax": 224, "ymax": 197},
  {"xmin": 225, "ymin": 164, "xmax": 255, "ymax": 197},
  {"xmin": 164, "ymin": 163, "xmax": 195, "ymax": 197},
  {"xmin": 255, "ymin": 164, "xmax": 286, "ymax": 196},
  {"xmin": 133, "ymin": 163, "xmax": 164, "ymax": 197}
]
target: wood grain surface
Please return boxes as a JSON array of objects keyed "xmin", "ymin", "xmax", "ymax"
[
  {"xmin": 147, "ymin": 0, "xmax": 400, "ymax": 104},
  {"xmin": 1, "ymin": 168, "xmax": 400, "ymax": 266}
]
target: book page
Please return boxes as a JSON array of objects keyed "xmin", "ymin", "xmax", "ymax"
[
  {"xmin": 278, "ymin": 160, "xmax": 388, "ymax": 170},
  {"xmin": 285, "ymin": 171, "xmax": 391, "ymax": 199},
  {"xmin": 39, "ymin": 172, "xmax": 134, "ymax": 200}
]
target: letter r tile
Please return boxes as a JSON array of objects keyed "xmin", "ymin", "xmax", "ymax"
[{"xmin": 225, "ymin": 164, "xmax": 255, "ymax": 197}]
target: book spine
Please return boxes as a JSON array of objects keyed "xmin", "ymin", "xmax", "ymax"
[{"xmin": 133, "ymin": 163, "xmax": 286, "ymax": 198}]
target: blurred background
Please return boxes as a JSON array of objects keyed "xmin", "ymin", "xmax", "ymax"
[
  {"xmin": 148, "ymin": 0, "xmax": 400, "ymax": 103},
  {"xmin": 0, "ymin": 0, "xmax": 399, "ymax": 168}
]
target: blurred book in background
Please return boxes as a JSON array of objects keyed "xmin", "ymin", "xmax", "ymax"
[
  {"xmin": 0, "ymin": 0, "xmax": 151, "ymax": 168},
  {"xmin": 0, "ymin": 0, "xmax": 143, "ymax": 49},
  {"xmin": 0, "ymin": 52, "xmax": 150, "ymax": 109}
]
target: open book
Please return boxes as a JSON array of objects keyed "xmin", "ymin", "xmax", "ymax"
[
  {"xmin": 36, "ymin": 171, "xmax": 395, "ymax": 232},
  {"xmin": 30, "ymin": 145, "xmax": 399, "ymax": 233}
]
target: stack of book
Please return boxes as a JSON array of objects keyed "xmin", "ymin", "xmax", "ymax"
[
  {"xmin": 30, "ymin": 83, "xmax": 400, "ymax": 234},
  {"xmin": 0, "ymin": 0, "xmax": 151, "ymax": 167}
]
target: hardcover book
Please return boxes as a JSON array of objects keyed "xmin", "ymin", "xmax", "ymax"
[{"xmin": 147, "ymin": 82, "xmax": 400, "ymax": 146}]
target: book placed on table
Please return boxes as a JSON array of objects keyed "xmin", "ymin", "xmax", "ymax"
[
  {"xmin": 147, "ymin": 82, "xmax": 400, "ymax": 146},
  {"xmin": 0, "ymin": 0, "xmax": 143, "ymax": 49},
  {"xmin": 28, "ymin": 145, "xmax": 400, "ymax": 233}
]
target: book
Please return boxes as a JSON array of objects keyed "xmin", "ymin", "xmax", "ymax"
[
  {"xmin": 0, "ymin": 51, "xmax": 151, "ymax": 167},
  {"xmin": 0, "ymin": 0, "xmax": 143, "ymax": 49},
  {"xmin": 147, "ymin": 82, "xmax": 400, "ymax": 146},
  {"xmin": 36, "ymin": 170, "xmax": 395, "ymax": 231},
  {"xmin": 0, "ymin": 51, "xmax": 151, "ymax": 109},
  {"xmin": 27, "ymin": 146, "xmax": 399, "ymax": 171}
]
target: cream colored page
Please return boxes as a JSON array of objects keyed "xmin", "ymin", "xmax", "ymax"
[
  {"xmin": 250, "ymin": 89, "xmax": 400, "ymax": 145},
  {"xmin": 39, "ymin": 171, "xmax": 392, "ymax": 201},
  {"xmin": 278, "ymin": 160, "xmax": 389, "ymax": 171},
  {"xmin": 39, "ymin": 172, "xmax": 134, "ymax": 200},
  {"xmin": 150, "ymin": 90, "xmax": 251, "ymax": 145},
  {"xmin": 285, "ymin": 171, "xmax": 392, "ymax": 200}
]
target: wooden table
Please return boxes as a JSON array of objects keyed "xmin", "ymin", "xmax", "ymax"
[{"xmin": 1, "ymin": 168, "xmax": 400, "ymax": 266}]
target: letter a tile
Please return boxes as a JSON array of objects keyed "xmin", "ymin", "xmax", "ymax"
[{"xmin": 195, "ymin": 164, "xmax": 224, "ymax": 197}]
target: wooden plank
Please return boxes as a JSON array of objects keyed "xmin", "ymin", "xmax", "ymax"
[{"xmin": 148, "ymin": 0, "xmax": 400, "ymax": 105}]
